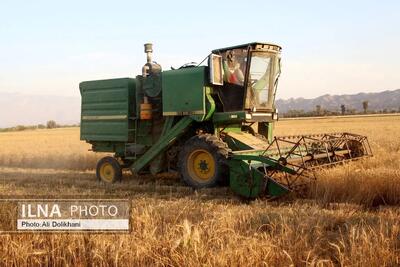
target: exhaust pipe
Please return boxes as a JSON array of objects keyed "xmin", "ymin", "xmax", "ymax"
[
  {"xmin": 144, "ymin": 43, "xmax": 153, "ymax": 64},
  {"xmin": 142, "ymin": 43, "xmax": 161, "ymax": 77}
]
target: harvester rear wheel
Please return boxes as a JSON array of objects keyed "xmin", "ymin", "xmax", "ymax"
[
  {"xmin": 178, "ymin": 134, "xmax": 230, "ymax": 188},
  {"xmin": 96, "ymin": 156, "xmax": 122, "ymax": 183}
]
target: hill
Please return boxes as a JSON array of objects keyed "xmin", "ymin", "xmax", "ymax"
[{"xmin": 276, "ymin": 89, "xmax": 400, "ymax": 113}]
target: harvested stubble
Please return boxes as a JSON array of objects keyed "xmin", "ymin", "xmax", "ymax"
[
  {"xmin": 0, "ymin": 198, "xmax": 398, "ymax": 266},
  {"xmin": 0, "ymin": 115, "xmax": 399, "ymax": 266}
]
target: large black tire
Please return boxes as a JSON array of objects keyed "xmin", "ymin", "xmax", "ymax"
[
  {"xmin": 96, "ymin": 156, "xmax": 122, "ymax": 183},
  {"xmin": 178, "ymin": 134, "xmax": 230, "ymax": 188}
]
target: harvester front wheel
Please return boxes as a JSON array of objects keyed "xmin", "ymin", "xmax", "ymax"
[
  {"xmin": 96, "ymin": 156, "xmax": 122, "ymax": 183},
  {"xmin": 178, "ymin": 134, "xmax": 229, "ymax": 188}
]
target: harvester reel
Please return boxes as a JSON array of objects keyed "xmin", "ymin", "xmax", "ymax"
[
  {"xmin": 260, "ymin": 132, "xmax": 372, "ymax": 194},
  {"xmin": 178, "ymin": 134, "xmax": 230, "ymax": 189}
]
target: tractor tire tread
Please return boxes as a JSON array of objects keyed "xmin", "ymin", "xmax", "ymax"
[{"xmin": 178, "ymin": 134, "xmax": 230, "ymax": 188}]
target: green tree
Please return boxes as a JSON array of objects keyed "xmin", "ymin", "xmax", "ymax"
[
  {"xmin": 15, "ymin": 125, "xmax": 26, "ymax": 131},
  {"xmin": 46, "ymin": 120, "xmax": 57, "ymax": 129},
  {"xmin": 362, "ymin": 101, "xmax": 369, "ymax": 114},
  {"xmin": 316, "ymin": 105, "xmax": 321, "ymax": 116},
  {"xmin": 340, "ymin": 104, "xmax": 346, "ymax": 115}
]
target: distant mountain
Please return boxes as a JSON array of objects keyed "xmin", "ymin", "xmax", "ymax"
[
  {"xmin": 0, "ymin": 92, "xmax": 80, "ymax": 128},
  {"xmin": 276, "ymin": 89, "xmax": 400, "ymax": 113}
]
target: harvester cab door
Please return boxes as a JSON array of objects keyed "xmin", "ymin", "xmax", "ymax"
[
  {"xmin": 245, "ymin": 51, "xmax": 279, "ymax": 111},
  {"xmin": 209, "ymin": 47, "xmax": 249, "ymax": 112}
]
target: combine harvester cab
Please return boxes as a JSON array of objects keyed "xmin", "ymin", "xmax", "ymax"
[{"xmin": 79, "ymin": 42, "xmax": 372, "ymax": 199}]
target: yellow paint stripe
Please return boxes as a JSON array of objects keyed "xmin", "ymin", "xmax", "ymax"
[
  {"xmin": 163, "ymin": 110, "xmax": 203, "ymax": 116},
  {"xmin": 82, "ymin": 115, "xmax": 127, "ymax": 120}
]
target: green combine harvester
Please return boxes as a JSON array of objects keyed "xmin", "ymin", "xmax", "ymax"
[{"xmin": 80, "ymin": 42, "xmax": 372, "ymax": 198}]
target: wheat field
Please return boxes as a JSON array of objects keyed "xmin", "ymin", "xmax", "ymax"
[{"xmin": 0, "ymin": 115, "xmax": 399, "ymax": 266}]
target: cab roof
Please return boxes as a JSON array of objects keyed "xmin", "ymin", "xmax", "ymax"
[{"xmin": 212, "ymin": 42, "xmax": 282, "ymax": 53}]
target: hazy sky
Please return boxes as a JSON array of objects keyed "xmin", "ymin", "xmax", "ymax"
[{"xmin": 0, "ymin": 0, "xmax": 399, "ymax": 99}]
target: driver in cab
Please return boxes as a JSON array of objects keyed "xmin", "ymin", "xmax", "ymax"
[{"xmin": 222, "ymin": 51, "xmax": 244, "ymax": 86}]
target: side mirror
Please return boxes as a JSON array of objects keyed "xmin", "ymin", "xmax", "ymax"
[{"xmin": 209, "ymin": 54, "xmax": 223, "ymax": 85}]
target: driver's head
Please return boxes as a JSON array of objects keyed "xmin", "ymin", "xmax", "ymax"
[
  {"xmin": 227, "ymin": 51, "xmax": 235, "ymax": 62},
  {"xmin": 226, "ymin": 51, "xmax": 238, "ymax": 68}
]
